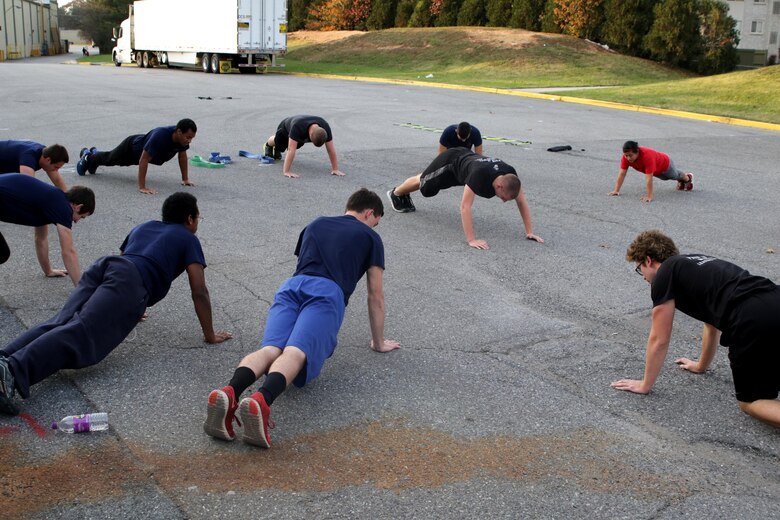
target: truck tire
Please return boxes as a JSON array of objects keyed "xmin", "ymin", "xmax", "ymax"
[
  {"xmin": 210, "ymin": 53, "xmax": 220, "ymax": 74},
  {"xmin": 202, "ymin": 54, "xmax": 211, "ymax": 73},
  {"xmin": 142, "ymin": 51, "xmax": 153, "ymax": 68},
  {"xmin": 113, "ymin": 52, "xmax": 121, "ymax": 67},
  {"xmin": 136, "ymin": 52, "xmax": 145, "ymax": 68}
]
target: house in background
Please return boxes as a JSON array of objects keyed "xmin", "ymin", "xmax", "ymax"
[
  {"xmin": 726, "ymin": 0, "xmax": 780, "ymax": 66},
  {"xmin": 0, "ymin": 0, "xmax": 61, "ymax": 60}
]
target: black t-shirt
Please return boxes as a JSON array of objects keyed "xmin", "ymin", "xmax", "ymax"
[
  {"xmin": 651, "ymin": 255, "xmax": 777, "ymax": 330},
  {"xmin": 453, "ymin": 153, "xmax": 518, "ymax": 199},
  {"xmin": 282, "ymin": 116, "xmax": 332, "ymax": 149}
]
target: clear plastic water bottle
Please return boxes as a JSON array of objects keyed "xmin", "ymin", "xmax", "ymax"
[{"xmin": 51, "ymin": 412, "xmax": 109, "ymax": 433}]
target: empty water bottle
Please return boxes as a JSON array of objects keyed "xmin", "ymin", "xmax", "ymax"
[{"xmin": 51, "ymin": 412, "xmax": 109, "ymax": 433}]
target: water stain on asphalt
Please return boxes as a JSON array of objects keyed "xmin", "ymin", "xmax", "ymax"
[{"xmin": 1, "ymin": 419, "xmax": 692, "ymax": 516}]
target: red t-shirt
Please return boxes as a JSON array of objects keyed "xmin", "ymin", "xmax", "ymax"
[{"xmin": 620, "ymin": 147, "xmax": 670, "ymax": 176}]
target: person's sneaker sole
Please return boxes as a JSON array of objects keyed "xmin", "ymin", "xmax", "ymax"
[
  {"xmin": 76, "ymin": 156, "xmax": 87, "ymax": 176},
  {"xmin": 79, "ymin": 147, "xmax": 88, "ymax": 159},
  {"xmin": 685, "ymin": 173, "xmax": 694, "ymax": 191},
  {"xmin": 203, "ymin": 389, "xmax": 235, "ymax": 441},
  {"xmin": 239, "ymin": 396, "xmax": 270, "ymax": 448}
]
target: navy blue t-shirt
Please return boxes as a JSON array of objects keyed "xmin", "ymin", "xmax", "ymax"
[
  {"xmin": 293, "ymin": 215, "xmax": 384, "ymax": 305},
  {"xmin": 120, "ymin": 220, "xmax": 206, "ymax": 306},
  {"xmin": 651, "ymin": 254, "xmax": 777, "ymax": 332},
  {"xmin": 0, "ymin": 140, "xmax": 44, "ymax": 173},
  {"xmin": 439, "ymin": 124, "xmax": 482, "ymax": 150},
  {"xmin": 131, "ymin": 126, "xmax": 189, "ymax": 165},
  {"xmin": 0, "ymin": 174, "xmax": 72, "ymax": 228}
]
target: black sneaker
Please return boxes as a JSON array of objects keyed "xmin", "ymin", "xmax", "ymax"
[
  {"xmin": 403, "ymin": 194, "xmax": 416, "ymax": 212},
  {"xmin": 76, "ymin": 154, "xmax": 88, "ymax": 176},
  {"xmin": 387, "ymin": 189, "xmax": 411, "ymax": 213},
  {"xmin": 0, "ymin": 355, "xmax": 20, "ymax": 416},
  {"xmin": 264, "ymin": 143, "xmax": 273, "ymax": 158},
  {"xmin": 86, "ymin": 155, "xmax": 98, "ymax": 175},
  {"xmin": 273, "ymin": 148, "xmax": 282, "ymax": 161},
  {"xmin": 79, "ymin": 147, "xmax": 88, "ymax": 159}
]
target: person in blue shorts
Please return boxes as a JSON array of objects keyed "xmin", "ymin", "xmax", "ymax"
[
  {"xmin": 612, "ymin": 230, "xmax": 780, "ymax": 429},
  {"xmin": 439, "ymin": 122, "xmax": 483, "ymax": 156},
  {"xmin": 0, "ymin": 192, "xmax": 232, "ymax": 416},
  {"xmin": 204, "ymin": 188, "xmax": 399, "ymax": 448},
  {"xmin": 0, "ymin": 174, "xmax": 94, "ymax": 285},
  {"xmin": 76, "ymin": 118, "xmax": 197, "ymax": 195},
  {"xmin": 0, "ymin": 140, "xmax": 69, "ymax": 191}
]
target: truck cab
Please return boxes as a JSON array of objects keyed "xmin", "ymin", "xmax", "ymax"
[{"xmin": 111, "ymin": 19, "xmax": 132, "ymax": 66}]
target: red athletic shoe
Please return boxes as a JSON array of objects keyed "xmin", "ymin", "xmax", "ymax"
[
  {"xmin": 685, "ymin": 173, "xmax": 694, "ymax": 191},
  {"xmin": 204, "ymin": 386, "xmax": 241, "ymax": 441},
  {"xmin": 239, "ymin": 392, "xmax": 274, "ymax": 448}
]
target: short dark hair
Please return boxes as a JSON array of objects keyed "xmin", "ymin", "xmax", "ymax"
[
  {"xmin": 501, "ymin": 174, "xmax": 521, "ymax": 199},
  {"xmin": 456, "ymin": 122, "xmax": 471, "ymax": 139},
  {"xmin": 162, "ymin": 192, "xmax": 199, "ymax": 223},
  {"xmin": 176, "ymin": 118, "xmax": 197, "ymax": 134},
  {"xmin": 623, "ymin": 140, "xmax": 639, "ymax": 153},
  {"xmin": 65, "ymin": 186, "xmax": 95, "ymax": 215},
  {"xmin": 346, "ymin": 188, "xmax": 384, "ymax": 217},
  {"xmin": 311, "ymin": 126, "xmax": 328, "ymax": 147},
  {"xmin": 42, "ymin": 144, "xmax": 69, "ymax": 164},
  {"xmin": 626, "ymin": 230, "xmax": 679, "ymax": 264}
]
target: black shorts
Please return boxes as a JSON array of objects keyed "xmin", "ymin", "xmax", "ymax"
[
  {"xmin": 273, "ymin": 122, "xmax": 291, "ymax": 154},
  {"xmin": 419, "ymin": 148, "xmax": 470, "ymax": 197},
  {"xmin": 726, "ymin": 288, "xmax": 780, "ymax": 402}
]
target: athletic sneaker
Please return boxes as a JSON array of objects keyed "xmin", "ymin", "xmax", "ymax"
[
  {"xmin": 86, "ymin": 155, "xmax": 98, "ymax": 175},
  {"xmin": 239, "ymin": 392, "xmax": 273, "ymax": 448},
  {"xmin": 402, "ymin": 193, "xmax": 416, "ymax": 212},
  {"xmin": 387, "ymin": 188, "xmax": 412, "ymax": 213},
  {"xmin": 0, "ymin": 355, "xmax": 20, "ymax": 416},
  {"xmin": 89, "ymin": 147, "xmax": 98, "ymax": 156},
  {"xmin": 76, "ymin": 152, "xmax": 89, "ymax": 176},
  {"xmin": 78, "ymin": 147, "xmax": 88, "ymax": 159},
  {"xmin": 264, "ymin": 143, "xmax": 273, "ymax": 158},
  {"xmin": 204, "ymin": 386, "xmax": 241, "ymax": 441},
  {"xmin": 685, "ymin": 173, "xmax": 694, "ymax": 191}
]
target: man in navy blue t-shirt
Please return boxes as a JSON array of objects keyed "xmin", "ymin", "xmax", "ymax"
[
  {"xmin": 0, "ymin": 192, "xmax": 231, "ymax": 415},
  {"xmin": 0, "ymin": 140, "xmax": 70, "ymax": 191},
  {"xmin": 204, "ymin": 188, "xmax": 399, "ymax": 447},
  {"xmin": 439, "ymin": 122, "xmax": 483, "ymax": 156},
  {"xmin": 76, "ymin": 118, "xmax": 197, "ymax": 195},
  {"xmin": 613, "ymin": 230, "xmax": 780, "ymax": 429},
  {"xmin": 0, "ymin": 174, "xmax": 94, "ymax": 285}
]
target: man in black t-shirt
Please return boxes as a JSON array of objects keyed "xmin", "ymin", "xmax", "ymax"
[
  {"xmin": 263, "ymin": 115, "xmax": 344, "ymax": 178},
  {"xmin": 613, "ymin": 230, "xmax": 780, "ymax": 429},
  {"xmin": 387, "ymin": 148, "xmax": 543, "ymax": 250}
]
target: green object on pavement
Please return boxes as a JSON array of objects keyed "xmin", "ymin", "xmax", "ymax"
[{"xmin": 189, "ymin": 155, "xmax": 226, "ymax": 168}]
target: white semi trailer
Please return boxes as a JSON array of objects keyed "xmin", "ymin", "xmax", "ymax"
[{"xmin": 111, "ymin": 0, "xmax": 287, "ymax": 73}]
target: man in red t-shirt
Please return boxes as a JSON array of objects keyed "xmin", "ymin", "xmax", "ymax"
[{"xmin": 608, "ymin": 141, "xmax": 694, "ymax": 203}]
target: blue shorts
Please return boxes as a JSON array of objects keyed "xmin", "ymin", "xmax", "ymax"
[{"xmin": 261, "ymin": 275, "xmax": 346, "ymax": 387}]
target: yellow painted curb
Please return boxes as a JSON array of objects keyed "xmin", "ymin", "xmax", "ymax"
[{"xmin": 275, "ymin": 71, "xmax": 780, "ymax": 133}]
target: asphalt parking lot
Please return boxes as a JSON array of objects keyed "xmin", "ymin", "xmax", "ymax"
[{"xmin": 1, "ymin": 56, "xmax": 778, "ymax": 519}]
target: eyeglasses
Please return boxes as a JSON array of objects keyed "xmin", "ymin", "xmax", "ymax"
[
  {"xmin": 635, "ymin": 263, "xmax": 643, "ymax": 275},
  {"xmin": 197, "ymin": 216, "xmax": 205, "ymax": 222}
]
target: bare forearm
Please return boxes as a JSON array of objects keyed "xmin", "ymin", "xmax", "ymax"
[
  {"xmin": 642, "ymin": 335, "xmax": 669, "ymax": 390},
  {"xmin": 367, "ymin": 293, "xmax": 386, "ymax": 346},
  {"xmin": 138, "ymin": 162, "xmax": 150, "ymax": 189},
  {"xmin": 34, "ymin": 229, "xmax": 52, "ymax": 274},
  {"xmin": 613, "ymin": 172, "xmax": 626, "ymax": 192},
  {"xmin": 192, "ymin": 289, "xmax": 217, "ymax": 342},
  {"xmin": 61, "ymin": 247, "xmax": 81, "ymax": 285},
  {"xmin": 460, "ymin": 205, "xmax": 476, "ymax": 242},
  {"xmin": 516, "ymin": 197, "xmax": 534, "ymax": 235}
]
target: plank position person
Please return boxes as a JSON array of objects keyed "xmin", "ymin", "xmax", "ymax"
[
  {"xmin": 204, "ymin": 188, "xmax": 399, "ymax": 447},
  {"xmin": 608, "ymin": 141, "xmax": 694, "ymax": 203},
  {"xmin": 613, "ymin": 230, "xmax": 780, "ymax": 429},
  {"xmin": 386, "ymin": 148, "xmax": 543, "ymax": 250},
  {"xmin": 263, "ymin": 115, "xmax": 344, "ymax": 178},
  {"xmin": 0, "ymin": 140, "xmax": 69, "ymax": 191},
  {"xmin": 0, "ymin": 192, "xmax": 232, "ymax": 416},
  {"xmin": 439, "ymin": 121, "xmax": 483, "ymax": 156}
]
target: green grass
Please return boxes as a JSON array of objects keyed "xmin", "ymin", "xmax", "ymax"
[
  {"xmin": 562, "ymin": 66, "xmax": 780, "ymax": 124},
  {"xmin": 283, "ymin": 28, "xmax": 692, "ymax": 88},
  {"xmin": 77, "ymin": 54, "xmax": 112, "ymax": 64}
]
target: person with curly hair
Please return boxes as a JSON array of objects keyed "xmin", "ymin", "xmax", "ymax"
[{"xmin": 612, "ymin": 229, "xmax": 780, "ymax": 428}]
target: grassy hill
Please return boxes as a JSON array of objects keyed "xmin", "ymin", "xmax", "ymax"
[{"xmin": 284, "ymin": 28, "xmax": 692, "ymax": 88}]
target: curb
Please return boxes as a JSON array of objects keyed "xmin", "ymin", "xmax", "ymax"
[{"xmin": 273, "ymin": 71, "xmax": 780, "ymax": 133}]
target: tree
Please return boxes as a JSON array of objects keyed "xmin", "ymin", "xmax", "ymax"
[
  {"xmin": 66, "ymin": 0, "xmax": 132, "ymax": 54},
  {"xmin": 486, "ymin": 0, "xmax": 512, "ymax": 27},
  {"xmin": 698, "ymin": 0, "xmax": 739, "ymax": 74},
  {"xmin": 601, "ymin": 0, "xmax": 658, "ymax": 57},
  {"xmin": 510, "ymin": 0, "xmax": 546, "ymax": 30},
  {"xmin": 409, "ymin": 0, "xmax": 434, "ymax": 26},
  {"xmin": 434, "ymin": 0, "xmax": 463, "ymax": 26},
  {"xmin": 288, "ymin": 0, "xmax": 312, "ymax": 32},
  {"xmin": 644, "ymin": 0, "xmax": 702, "ymax": 68},
  {"xmin": 540, "ymin": 0, "xmax": 562, "ymax": 33},
  {"xmin": 367, "ymin": 0, "xmax": 397, "ymax": 29},
  {"xmin": 396, "ymin": 0, "xmax": 417, "ymax": 26},
  {"xmin": 553, "ymin": 0, "xmax": 605, "ymax": 40},
  {"xmin": 457, "ymin": 0, "xmax": 487, "ymax": 26}
]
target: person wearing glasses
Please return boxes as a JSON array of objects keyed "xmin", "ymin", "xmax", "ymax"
[
  {"xmin": 439, "ymin": 122, "xmax": 483, "ymax": 156},
  {"xmin": 612, "ymin": 229, "xmax": 780, "ymax": 429},
  {"xmin": 0, "ymin": 192, "xmax": 231, "ymax": 416},
  {"xmin": 386, "ymin": 149, "xmax": 544, "ymax": 250},
  {"xmin": 204, "ymin": 188, "xmax": 399, "ymax": 448}
]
